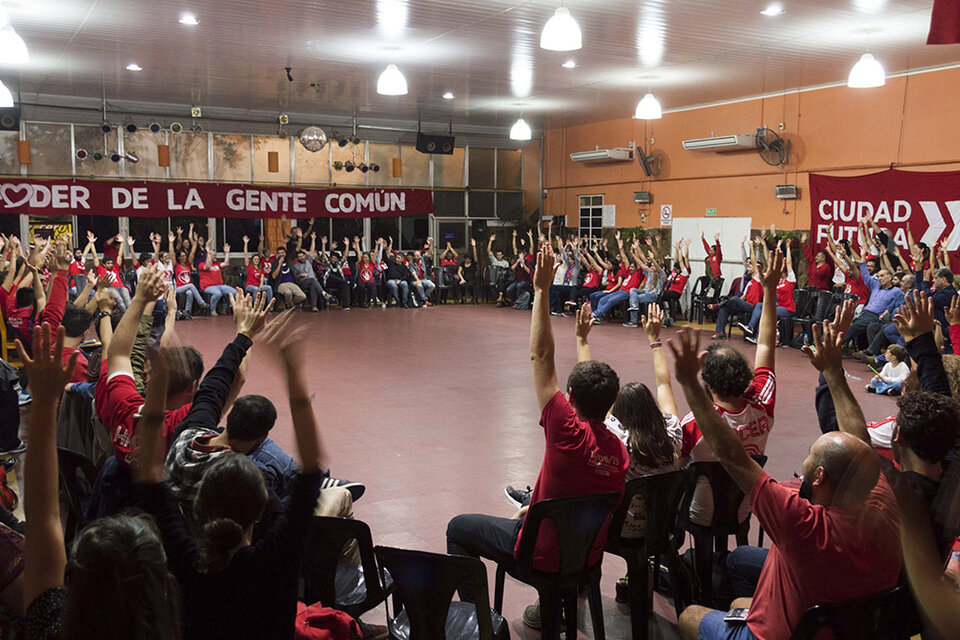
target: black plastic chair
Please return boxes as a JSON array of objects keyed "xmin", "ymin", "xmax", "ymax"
[
  {"xmin": 301, "ymin": 516, "xmax": 393, "ymax": 619},
  {"xmin": 790, "ymin": 584, "xmax": 918, "ymax": 640},
  {"xmin": 434, "ymin": 266, "xmax": 459, "ymax": 304},
  {"xmin": 57, "ymin": 447, "xmax": 99, "ymax": 546},
  {"xmin": 493, "ymin": 492, "xmax": 620, "ymax": 640},
  {"xmin": 795, "ymin": 290, "xmax": 835, "ymax": 346},
  {"xmin": 375, "ymin": 546, "xmax": 508, "ymax": 640},
  {"xmin": 692, "ymin": 277, "xmax": 724, "ymax": 325},
  {"xmin": 605, "ymin": 470, "xmax": 690, "ymax": 640},
  {"xmin": 677, "ymin": 456, "xmax": 767, "ymax": 607}
]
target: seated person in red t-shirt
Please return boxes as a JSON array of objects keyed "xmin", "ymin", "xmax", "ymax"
[
  {"xmin": 661, "ymin": 238, "xmax": 691, "ymax": 311},
  {"xmin": 241, "ymin": 234, "xmax": 273, "ymax": 306},
  {"xmin": 0, "ymin": 238, "xmax": 47, "ymax": 355},
  {"xmin": 564, "ymin": 236, "xmax": 605, "ymax": 311},
  {"xmin": 67, "ymin": 241, "xmax": 94, "ymax": 300},
  {"xmin": 743, "ymin": 241, "xmax": 796, "ymax": 343},
  {"xmin": 90, "ymin": 232, "xmax": 133, "ymax": 311},
  {"xmin": 89, "ymin": 267, "xmax": 204, "ymax": 520},
  {"xmin": 675, "ymin": 254, "xmax": 901, "ymax": 640},
  {"xmin": 198, "ymin": 242, "xmax": 234, "ymax": 316},
  {"xmin": 446, "ymin": 246, "xmax": 628, "ymax": 612}
]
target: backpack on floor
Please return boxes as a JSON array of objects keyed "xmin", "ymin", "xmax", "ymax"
[{"xmin": 513, "ymin": 291, "xmax": 532, "ymax": 310}]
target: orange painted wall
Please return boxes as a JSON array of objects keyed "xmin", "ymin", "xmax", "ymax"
[{"xmin": 542, "ymin": 66, "xmax": 960, "ymax": 231}]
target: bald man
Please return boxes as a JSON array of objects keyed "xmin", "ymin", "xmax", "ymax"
[{"xmin": 669, "ymin": 284, "xmax": 901, "ymax": 639}]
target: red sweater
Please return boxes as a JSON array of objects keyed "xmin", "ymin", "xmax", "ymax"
[
  {"xmin": 38, "ymin": 270, "xmax": 88, "ymax": 382},
  {"xmin": 802, "ymin": 244, "xmax": 833, "ymax": 291},
  {"xmin": 702, "ymin": 238, "xmax": 722, "ymax": 278}
]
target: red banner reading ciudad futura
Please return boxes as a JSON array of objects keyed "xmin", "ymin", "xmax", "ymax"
[
  {"xmin": 0, "ymin": 178, "xmax": 435, "ymax": 219},
  {"xmin": 809, "ymin": 169, "xmax": 960, "ymax": 262}
]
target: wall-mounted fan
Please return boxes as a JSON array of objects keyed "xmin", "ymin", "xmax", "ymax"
[
  {"xmin": 637, "ymin": 146, "xmax": 662, "ymax": 177},
  {"xmin": 755, "ymin": 127, "xmax": 790, "ymax": 166}
]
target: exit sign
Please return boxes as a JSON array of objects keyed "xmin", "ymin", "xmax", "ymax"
[{"xmin": 705, "ymin": 207, "xmax": 717, "ymax": 217}]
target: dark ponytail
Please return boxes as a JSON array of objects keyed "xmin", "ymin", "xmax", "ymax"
[
  {"xmin": 611, "ymin": 382, "xmax": 676, "ymax": 470},
  {"xmin": 193, "ymin": 453, "xmax": 268, "ymax": 574}
]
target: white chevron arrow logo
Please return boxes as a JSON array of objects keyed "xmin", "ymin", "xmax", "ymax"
[
  {"xmin": 919, "ymin": 201, "xmax": 950, "ymax": 247},
  {"xmin": 939, "ymin": 201, "xmax": 960, "ymax": 251}
]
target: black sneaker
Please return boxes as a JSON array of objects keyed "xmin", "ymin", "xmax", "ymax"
[
  {"xmin": 564, "ymin": 300, "xmax": 579, "ymax": 309},
  {"xmin": 622, "ymin": 321, "xmax": 638, "ymax": 328},
  {"xmin": 0, "ymin": 439, "xmax": 26, "ymax": 456},
  {"xmin": 505, "ymin": 484, "xmax": 532, "ymax": 508},
  {"xmin": 736, "ymin": 322, "xmax": 754, "ymax": 336},
  {"xmin": 320, "ymin": 472, "xmax": 366, "ymax": 502},
  {"xmin": 615, "ymin": 576, "xmax": 629, "ymax": 603},
  {"xmin": 745, "ymin": 334, "xmax": 758, "ymax": 345}
]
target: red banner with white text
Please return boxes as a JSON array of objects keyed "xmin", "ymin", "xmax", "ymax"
[
  {"xmin": 0, "ymin": 178, "xmax": 434, "ymax": 219},
  {"xmin": 809, "ymin": 169, "xmax": 960, "ymax": 264}
]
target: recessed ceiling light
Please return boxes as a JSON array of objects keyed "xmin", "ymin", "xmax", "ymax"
[
  {"xmin": 442, "ymin": 91, "xmax": 455, "ymax": 100},
  {"xmin": 760, "ymin": 3, "xmax": 784, "ymax": 16},
  {"xmin": 179, "ymin": 12, "xmax": 199, "ymax": 25},
  {"xmin": 126, "ymin": 63, "xmax": 143, "ymax": 71},
  {"xmin": 562, "ymin": 60, "xmax": 577, "ymax": 69}
]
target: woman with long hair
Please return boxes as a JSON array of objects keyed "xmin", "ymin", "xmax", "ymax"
[{"xmin": 20, "ymin": 323, "xmax": 182, "ymax": 640}]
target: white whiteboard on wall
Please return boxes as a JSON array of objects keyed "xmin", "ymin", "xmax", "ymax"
[{"xmin": 670, "ymin": 217, "xmax": 753, "ymax": 313}]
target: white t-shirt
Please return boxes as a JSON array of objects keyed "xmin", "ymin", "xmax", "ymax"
[{"xmin": 878, "ymin": 361, "xmax": 910, "ymax": 382}]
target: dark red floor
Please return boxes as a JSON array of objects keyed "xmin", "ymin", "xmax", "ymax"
[{"xmin": 171, "ymin": 305, "xmax": 900, "ymax": 639}]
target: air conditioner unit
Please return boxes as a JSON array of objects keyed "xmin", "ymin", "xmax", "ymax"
[
  {"xmin": 775, "ymin": 184, "xmax": 799, "ymax": 200},
  {"xmin": 682, "ymin": 134, "xmax": 757, "ymax": 152},
  {"xmin": 634, "ymin": 191, "xmax": 652, "ymax": 204},
  {"xmin": 569, "ymin": 147, "xmax": 635, "ymax": 163}
]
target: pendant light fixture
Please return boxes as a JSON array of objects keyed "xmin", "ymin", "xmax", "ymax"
[
  {"xmin": 540, "ymin": 4, "xmax": 582, "ymax": 51},
  {"xmin": 847, "ymin": 53, "xmax": 885, "ymax": 88},
  {"xmin": 0, "ymin": 80, "xmax": 12, "ymax": 108},
  {"xmin": 510, "ymin": 117, "xmax": 532, "ymax": 141},
  {"xmin": 633, "ymin": 92, "xmax": 662, "ymax": 120},
  {"xmin": 377, "ymin": 64, "xmax": 408, "ymax": 95}
]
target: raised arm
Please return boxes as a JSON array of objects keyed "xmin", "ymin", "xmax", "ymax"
[
  {"xmin": 511, "ymin": 230, "xmax": 518, "ymax": 256},
  {"xmin": 802, "ymin": 301, "xmax": 869, "ymax": 443},
  {"xmin": 106, "ymin": 266, "xmax": 165, "ymax": 377},
  {"xmin": 20, "ymin": 324, "xmax": 79, "ymax": 607},
  {"xmin": 221, "ymin": 243, "xmax": 230, "ymax": 266},
  {"xmin": 242, "ymin": 235, "xmax": 251, "ymax": 265},
  {"xmin": 754, "ymin": 248, "xmax": 785, "ymax": 372},
  {"xmin": 471, "ymin": 238, "xmax": 478, "ymax": 263},
  {"xmin": 643, "ymin": 305, "xmax": 679, "ymax": 417},
  {"xmin": 575, "ymin": 301, "xmax": 595, "ymax": 362},
  {"xmin": 531, "ymin": 246, "xmax": 560, "ymax": 409}
]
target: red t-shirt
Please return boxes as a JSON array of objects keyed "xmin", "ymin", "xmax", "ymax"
[
  {"xmin": 245, "ymin": 264, "xmax": 264, "ymax": 288},
  {"xmin": 703, "ymin": 238, "xmax": 723, "ymax": 278},
  {"xmin": 776, "ymin": 275, "xmax": 797, "ymax": 312},
  {"xmin": 519, "ymin": 392, "xmax": 628, "ymax": 571},
  {"xmin": 668, "ymin": 270, "xmax": 689, "ymax": 294},
  {"xmin": 68, "ymin": 260, "xmax": 85, "ymax": 276},
  {"xmin": 356, "ymin": 262, "xmax": 376, "ymax": 284},
  {"xmin": 619, "ymin": 269, "xmax": 642, "ymax": 292},
  {"xmin": 174, "ymin": 263, "xmax": 192, "ymax": 287},
  {"xmin": 96, "ymin": 264, "xmax": 125, "ymax": 289},
  {"xmin": 0, "ymin": 287, "xmax": 32, "ymax": 343},
  {"xmin": 582, "ymin": 270, "xmax": 600, "ymax": 288},
  {"xmin": 94, "ymin": 362, "xmax": 192, "ymax": 465},
  {"xmin": 681, "ymin": 367, "xmax": 776, "ymax": 460},
  {"xmin": 743, "ymin": 277, "xmax": 764, "ymax": 305},
  {"xmin": 441, "ymin": 259, "xmax": 458, "ymax": 267},
  {"xmin": 102, "ymin": 241, "xmax": 119, "ymax": 263},
  {"xmin": 745, "ymin": 472, "xmax": 901, "ymax": 640},
  {"xmin": 514, "ymin": 255, "xmax": 534, "ymax": 284},
  {"xmin": 845, "ymin": 270, "xmax": 870, "ymax": 305},
  {"xmin": 198, "ymin": 262, "xmax": 225, "ymax": 289}
]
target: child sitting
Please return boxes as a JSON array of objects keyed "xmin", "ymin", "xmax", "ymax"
[{"xmin": 867, "ymin": 344, "xmax": 910, "ymax": 396}]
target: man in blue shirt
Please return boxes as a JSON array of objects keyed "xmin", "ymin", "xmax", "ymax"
[
  {"xmin": 843, "ymin": 264, "xmax": 902, "ymax": 349},
  {"xmin": 916, "ymin": 267, "xmax": 957, "ymax": 351}
]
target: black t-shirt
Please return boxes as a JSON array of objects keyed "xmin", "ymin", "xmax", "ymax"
[
  {"xmin": 880, "ymin": 461, "xmax": 950, "ymax": 561},
  {"xmin": 460, "ymin": 262, "xmax": 477, "ymax": 282}
]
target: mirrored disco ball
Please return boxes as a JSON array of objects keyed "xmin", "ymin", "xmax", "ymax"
[{"xmin": 299, "ymin": 126, "xmax": 328, "ymax": 152}]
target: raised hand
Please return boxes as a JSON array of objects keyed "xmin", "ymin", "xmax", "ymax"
[
  {"xmin": 223, "ymin": 243, "xmax": 230, "ymax": 254},
  {"xmin": 126, "ymin": 236, "xmax": 136, "ymax": 246},
  {"xmin": 134, "ymin": 266, "xmax": 166, "ymax": 301},
  {"xmin": 946, "ymin": 296, "xmax": 960, "ymax": 326},
  {"xmin": 642, "ymin": 304, "xmax": 664, "ymax": 343},
  {"xmin": 575, "ymin": 302, "xmax": 595, "ymax": 341},
  {"xmin": 893, "ymin": 291, "xmax": 936, "ymax": 342},
  {"xmin": 533, "ymin": 246, "xmax": 559, "ymax": 292},
  {"xmin": 16, "ymin": 324, "xmax": 78, "ymax": 405},
  {"xmin": 801, "ymin": 302, "xmax": 855, "ymax": 372},
  {"xmin": 53, "ymin": 241, "xmax": 71, "ymax": 271},
  {"xmin": 242, "ymin": 235, "xmax": 249, "ymax": 244},
  {"xmin": 231, "ymin": 289, "xmax": 274, "ymax": 339},
  {"xmin": 95, "ymin": 288, "xmax": 115, "ymax": 311},
  {"xmin": 759, "ymin": 249, "xmax": 785, "ymax": 289},
  {"xmin": 86, "ymin": 230, "xmax": 97, "ymax": 244},
  {"xmin": 801, "ymin": 231, "xmax": 809, "ymax": 244},
  {"xmin": 470, "ymin": 238, "xmax": 476, "ymax": 247},
  {"xmin": 667, "ymin": 327, "xmax": 703, "ymax": 388},
  {"xmin": 260, "ymin": 310, "xmax": 308, "ymax": 366}
]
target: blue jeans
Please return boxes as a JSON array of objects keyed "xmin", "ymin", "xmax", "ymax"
[
  {"xmin": 505, "ymin": 281, "xmax": 532, "ymax": 303},
  {"xmin": 589, "ymin": 289, "xmax": 608, "ymax": 310},
  {"xmin": 882, "ymin": 320, "xmax": 904, "ymax": 346},
  {"xmin": 176, "ymin": 283, "xmax": 204, "ymax": 313},
  {"xmin": 628, "ymin": 289, "xmax": 660, "ymax": 323},
  {"xmin": 715, "ymin": 297, "xmax": 755, "ymax": 333},
  {"xmin": 727, "ymin": 545, "xmax": 768, "ymax": 598},
  {"xmin": 870, "ymin": 379, "xmax": 903, "ymax": 395},
  {"xmin": 549, "ymin": 284, "xmax": 573, "ymax": 313},
  {"xmin": 386, "ymin": 279, "xmax": 409, "ymax": 305},
  {"xmin": 747, "ymin": 303, "xmax": 794, "ymax": 331},
  {"xmin": 245, "ymin": 284, "xmax": 274, "ymax": 305},
  {"xmin": 412, "ymin": 279, "xmax": 436, "ymax": 304},
  {"xmin": 698, "ymin": 611, "xmax": 759, "ymax": 640},
  {"xmin": 204, "ymin": 284, "xmax": 235, "ymax": 312},
  {"xmin": 594, "ymin": 290, "xmax": 629, "ymax": 318}
]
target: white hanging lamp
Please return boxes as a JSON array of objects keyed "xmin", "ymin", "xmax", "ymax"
[
  {"xmin": 847, "ymin": 53, "xmax": 885, "ymax": 88},
  {"xmin": 377, "ymin": 64, "xmax": 408, "ymax": 96},
  {"xmin": 633, "ymin": 92, "xmax": 662, "ymax": 119},
  {"xmin": 510, "ymin": 117, "xmax": 532, "ymax": 141},
  {"xmin": 540, "ymin": 5, "xmax": 582, "ymax": 51},
  {"xmin": 0, "ymin": 25, "xmax": 28, "ymax": 65},
  {"xmin": 0, "ymin": 80, "xmax": 13, "ymax": 108}
]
